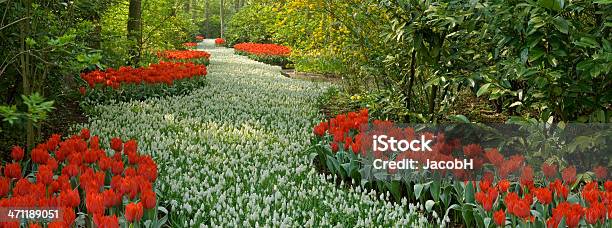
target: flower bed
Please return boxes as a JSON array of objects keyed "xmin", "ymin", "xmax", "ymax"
[
  {"xmin": 310, "ymin": 109, "xmax": 612, "ymax": 227},
  {"xmin": 80, "ymin": 48, "xmax": 433, "ymax": 226},
  {"xmin": 182, "ymin": 42, "xmax": 198, "ymax": 49},
  {"xmin": 80, "ymin": 62, "xmax": 207, "ymax": 105},
  {"xmin": 233, "ymin": 42, "xmax": 291, "ymax": 68},
  {"xmin": 158, "ymin": 50, "xmax": 211, "ymax": 65},
  {"xmin": 195, "ymin": 35, "xmax": 204, "ymax": 41},
  {"xmin": 0, "ymin": 129, "xmax": 162, "ymax": 227},
  {"xmin": 215, "ymin": 38, "xmax": 225, "ymax": 47}
]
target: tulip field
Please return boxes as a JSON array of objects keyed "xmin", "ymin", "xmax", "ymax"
[
  {"xmin": 0, "ymin": 0, "xmax": 610, "ymax": 226},
  {"xmin": 76, "ymin": 40, "xmax": 434, "ymax": 227},
  {"xmin": 1, "ymin": 36, "xmax": 611, "ymax": 227}
]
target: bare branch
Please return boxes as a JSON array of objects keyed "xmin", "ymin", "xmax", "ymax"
[{"xmin": 0, "ymin": 16, "xmax": 28, "ymax": 31}]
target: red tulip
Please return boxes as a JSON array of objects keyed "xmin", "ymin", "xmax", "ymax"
[
  {"xmin": 331, "ymin": 142, "xmax": 339, "ymax": 153},
  {"xmin": 62, "ymin": 207, "xmax": 76, "ymax": 226},
  {"xmin": 585, "ymin": 202, "xmax": 605, "ymax": 225},
  {"xmin": 605, "ymin": 180, "xmax": 612, "ymax": 192},
  {"xmin": 493, "ymin": 210, "xmax": 505, "ymax": 226},
  {"xmin": 36, "ymin": 165, "xmax": 54, "ymax": 185},
  {"xmin": 484, "ymin": 148, "xmax": 504, "ymax": 167},
  {"xmin": 125, "ymin": 202, "xmax": 144, "ymax": 223},
  {"xmin": 13, "ymin": 178, "xmax": 32, "ymax": 196},
  {"xmin": 462, "ymin": 144, "xmax": 483, "ymax": 157},
  {"xmin": 10, "ymin": 146, "xmax": 24, "ymax": 161},
  {"xmin": 59, "ymin": 188, "xmax": 80, "ymax": 208},
  {"xmin": 110, "ymin": 137, "xmax": 123, "ymax": 152},
  {"xmin": 86, "ymin": 193, "xmax": 105, "ymax": 215},
  {"xmin": 4, "ymin": 162, "xmax": 22, "ymax": 179},
  {"xmin": 0, "ymin": 177, "xmax": 10, "ymax": 197},
  {"xmin": 476, "ymin": 188, "xmax": 498, "ymax": 212},
  {"xmin": 592, "ymin": 166, "xmax": 608, "ymax": 180},
  {"xmin": 80, "ymin": 128, "xmax": 90, "ymax": 140},
  {"xmin": 542, "ymin": 163, "xmax": 557, "ymax": 179},
  {"xmin": 31, "ymin": 148, "xmax": 50, "ymax": 164},
  {"xmin": 93, "ymin": 214, "xmax": 119, "ymax": 228},
  {"xmin": 141, "ymin": 190, "xmax": 157, "ymax": 209},
  {"xmin": 48, "ymin": 222, "xmax": 67, "ymax": 228},
  {"xmin": 111, "ymin": 160, "xmax": 124, "ymax": 175},
  {"xmin": 561, "ymin": 166, "xmax": 577, "ymax": 184},
  {"xmin": 496, "ymin": 179, "xmax": 510, "ymax": 192},
  {"xmin": 535, "ymin": 188, "xmax": 552, "ymax": 205},
  {"xmin": 313, "ymin": 123, "xmax": 327, "ymax": 137}
]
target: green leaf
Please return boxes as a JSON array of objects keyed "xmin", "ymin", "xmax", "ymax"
[
  {"xmin": 537, "ymin": 0, "xmax": 564, "ymax": 11},
  {"xmin": 443, "ymin": 204, "xmax": 460, "ymax": 220},
  {"xmin": 382, "ymin": 180, "xmax": 402, "ymax": 202},
  {"xmin": 552, "ymin": 16, "xmax": 569, "ymax": 34},
  {"xmin": 430, "ymin": 180, "xmax": 441, "ymax": 201},
  {"xmin": 414, "ymin": 183, "xmax": 424, "ymax": 199},
  {"xmin": 574, "ymin": 37, "xmax": 600, "ymax": 48},
  {"xmin": 462, "ymin": 204, "xmax": 474, "ymax": 227},
  {"xmin": 450, "ymin": 115, "xmax": 470, "ymax": 123},
  {"xmin": 465, "ymin": 181, "xmax": 475, "ymax": 203},
  {"xmin": 477, "ymin": 83, "xmax": 491, "ymax": 97},
  {"xmin": 25, "ymin": 37, "xmax": 37, "ymax": 47},
  {"xmin": 557, "ymin": 217, "xmax": 566, "ymax": 228},
  {"xmin": 510, "ymin": 101, "xmax": 523, "ymax": 108}
]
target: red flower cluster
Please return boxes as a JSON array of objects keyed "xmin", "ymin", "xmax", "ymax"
[
  {"xmin": 159, "ymin": 50, "xmax": 211, "ymax": 60},
  {"xmin": 475, "ymin": 177, "xmax": 611, "ymax": 228},
  {"xmin": 183, "ymin": 42, "xmax": 198, "ymax": 48},
  {"xmin": 80, "ymin": 61, "xmax": 207, "ymax": 89},
  {"xmin": 195, "ymin": 35, "xmax": 204, "ymax": 41},
  {"xmin": 215, "ymin": 38, "xmax": 225, "ymax": 45},
  {"xmin": 0, "ymin": 129, "xmax": 158, "ymax": 227},
  {"xmin": 313, "ymin": 109, "xmax": 369, "ymax": 154},
  {"xmin": 234, "ymin": 43, "xmax": 291, "ymax": 57}
]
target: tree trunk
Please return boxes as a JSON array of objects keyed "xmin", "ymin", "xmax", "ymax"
[
  {"xmin": 91, "ymin": 12, "xmax": 102, "ymax": 49},
  {"xmin": 205, "ymin": 0, "xmax": 210, "ymax": 37},
  {"xmin": 19, "ymin": 0, "xmax": 35, "ymax": 150},
  {"xmin": 220, "ymin": 0, "xmax": 224, "ymax": 38},
  {"xmin": 191, "ymin": 0, "xmax": 196, "ymax": 21},
  {"xmin": 127, "ymin": 0, "xmax": 142, "ymax": 65}
]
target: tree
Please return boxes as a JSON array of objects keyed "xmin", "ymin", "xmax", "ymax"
[
  {"xmin": 127, "ymin": 0, "xmax": 142, "ymax": 65},
  {"xmin": 205, "ymin": 0, "xmax": 211, "ymax": 37},
  {"xmin": 220, "ymin": 0, "xmax": 225, "ymax": 38}
]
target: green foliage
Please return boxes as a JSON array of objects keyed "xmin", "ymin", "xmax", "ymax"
[
  {"xmin": 81, "ymin": 77, "xmax": 208, "ymax": 109},
  {"xmin": 234, "ymin": 50, "xmax": 290, "ymax": 67},
  {"xmin": 242, "ymin": 0, "xmax": 609, "ymax": 123},
  {"xmin": 225, "ymin": 4, "xmax": 277, "ymax": 46},
  {"xmin": 0, "ymin": 93, "xmax": 54, "ymax": 130},
  {"xmin": 478, "ymin": 0, "xmax": 612, "ymax": 123},
  {"xmin": 100, "ymin": 0, "xmax": 199, "ymax": 67}
]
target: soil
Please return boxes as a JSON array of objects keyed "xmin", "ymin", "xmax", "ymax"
[
  {"xmin": 281, "ymin": 69, "xmax": 342, "ymax": 83},
  {"xmin": 0, "ymin": 97, "xmax": 88, "ymax": 162}
]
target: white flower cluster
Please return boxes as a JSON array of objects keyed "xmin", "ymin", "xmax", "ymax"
[{"xmin": 80, "ymin": 40, "xmax": 435, "ymax": 227}]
